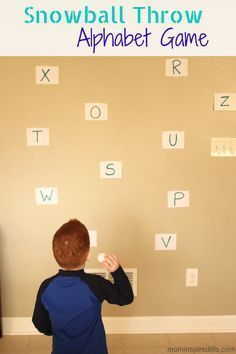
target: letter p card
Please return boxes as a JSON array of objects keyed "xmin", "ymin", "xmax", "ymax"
[{"xmin": 168, "ymin": 191, "xmax": 190, "ymax": 208}]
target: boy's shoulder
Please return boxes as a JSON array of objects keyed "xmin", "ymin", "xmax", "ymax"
[
  {"xmin": 80, "ymin": 270, "xmax": 108, "ymax": 284},
  {"xmin": 38, "ymin": 274, "xmax": 59, "ymax": 291},
  {"xmin": 39, "ymin": 270, "xmax": 106, "ymax": 288}
]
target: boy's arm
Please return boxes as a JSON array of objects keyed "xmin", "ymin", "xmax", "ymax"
[
  {"xmin": 32, "ymin": 282, "xmax": 52, "ymax": 336},
  {"xmin": 100, "ymin": 254, "xmax": 134, "ymax": 305},
  {"xmin": 106, "ymin": 265, "xmax": 134, "ymax": 305}
]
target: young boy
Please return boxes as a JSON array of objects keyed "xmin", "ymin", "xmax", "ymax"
[{"xmin": 32, "ymin": 219, "xmax": 134, "ymax": 354}]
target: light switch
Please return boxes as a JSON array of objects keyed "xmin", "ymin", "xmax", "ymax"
[{"xmin": 186, "ymin": 268, "xmax": 198, "ymax": 287}]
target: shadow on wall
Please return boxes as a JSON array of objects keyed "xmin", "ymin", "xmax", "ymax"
[{"xmin": 0, "ymin": 227, "xmax": 3, "ymax": 336}]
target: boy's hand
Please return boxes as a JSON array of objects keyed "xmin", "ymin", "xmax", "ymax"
[{"xmin": 102, "ymin": 254, "xmax": 120, "ymax": 273}]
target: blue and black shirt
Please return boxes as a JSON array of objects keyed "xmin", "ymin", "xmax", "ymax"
[{"xmin": 32, "ymin": 266, "xmax": 134, "ymax": 354}]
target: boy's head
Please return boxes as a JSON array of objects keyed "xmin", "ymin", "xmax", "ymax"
[{"xmin": 52, "ymin": 219, "xmax": 90, "ymax": 269}]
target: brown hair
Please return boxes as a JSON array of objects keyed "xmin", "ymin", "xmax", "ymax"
[{"xmin": 52, "ymin": 219, "xmax": 90, "ymax": 269}]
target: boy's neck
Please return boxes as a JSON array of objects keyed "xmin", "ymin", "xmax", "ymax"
[{"xmin": 62, "ymin": 264, "xmax": 85, "ymax": 271}]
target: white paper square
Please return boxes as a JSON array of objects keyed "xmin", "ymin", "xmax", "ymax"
[
  {"xmin": 155, "ymin": 234, "xmax": 177, "ymax": 251},
  {"xmin": 165, "ymin": 58, "xmax": 188, "ymax": 77},
  {"xmin": 100, "ymin": 161, "xmax": 122, "ymax": 179},
  {"xmin": 214, "ymin": 93, "xmax": 236, "ymax": 111},
  {"xmin": 27, "ymin": 128, "xmax": 49, "ymax": 146},
  {"xmin": 35, "ymin": 187, "xmax": 58, "ymax": 205},
  {"xmin": 36, "ymin": 66, "xmax": 59, "ymax": 85},
  {"xmin": 162, "ymin": 131, "xmax": 185, "ymax": 149},
  {"xmin": 89, "ymin": 230, "xmax": 97, "ymax": 247},
  {"xmin": 85, "ymin": 103, "xmax": 108, "ymax": 120},
  {"xmin": 168, "ymin": 191, "xmax": 190, "ymax": 208},
  {"xmin": 211, "ymin": 138, "xmax": 236, "ymax": 157}
]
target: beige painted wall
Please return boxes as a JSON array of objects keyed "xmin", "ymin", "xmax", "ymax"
[{"xmin": 0, "ymin": 57, "xmax": 236, "ymax": 318}]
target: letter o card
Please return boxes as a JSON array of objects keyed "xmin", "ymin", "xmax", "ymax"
[
  {"xmin": 85, "ymin": 103, "xmax": 108, "ymax": 120},
  {"xmin": 100, "ymin": 161, "xmax": 122, "ymax": 179}
]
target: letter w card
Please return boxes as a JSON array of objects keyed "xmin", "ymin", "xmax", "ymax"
[{"xmin": 35, "ymin": 187, "xmax": 58, "ymax": 205}]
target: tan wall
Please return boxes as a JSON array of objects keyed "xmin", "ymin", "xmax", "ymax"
[{"xmin": 0, "ymin": 57, "xmax": 236, "ymax": 318}]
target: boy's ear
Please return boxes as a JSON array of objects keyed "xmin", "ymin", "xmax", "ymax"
[{"xmin": 86, "ymin": 251, "xmax": 91, "ymax": 261}]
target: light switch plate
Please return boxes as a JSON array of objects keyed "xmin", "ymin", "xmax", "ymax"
[{"xmin": 186, "ymin": 268, "xmax": 198, "ymax": 287}]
